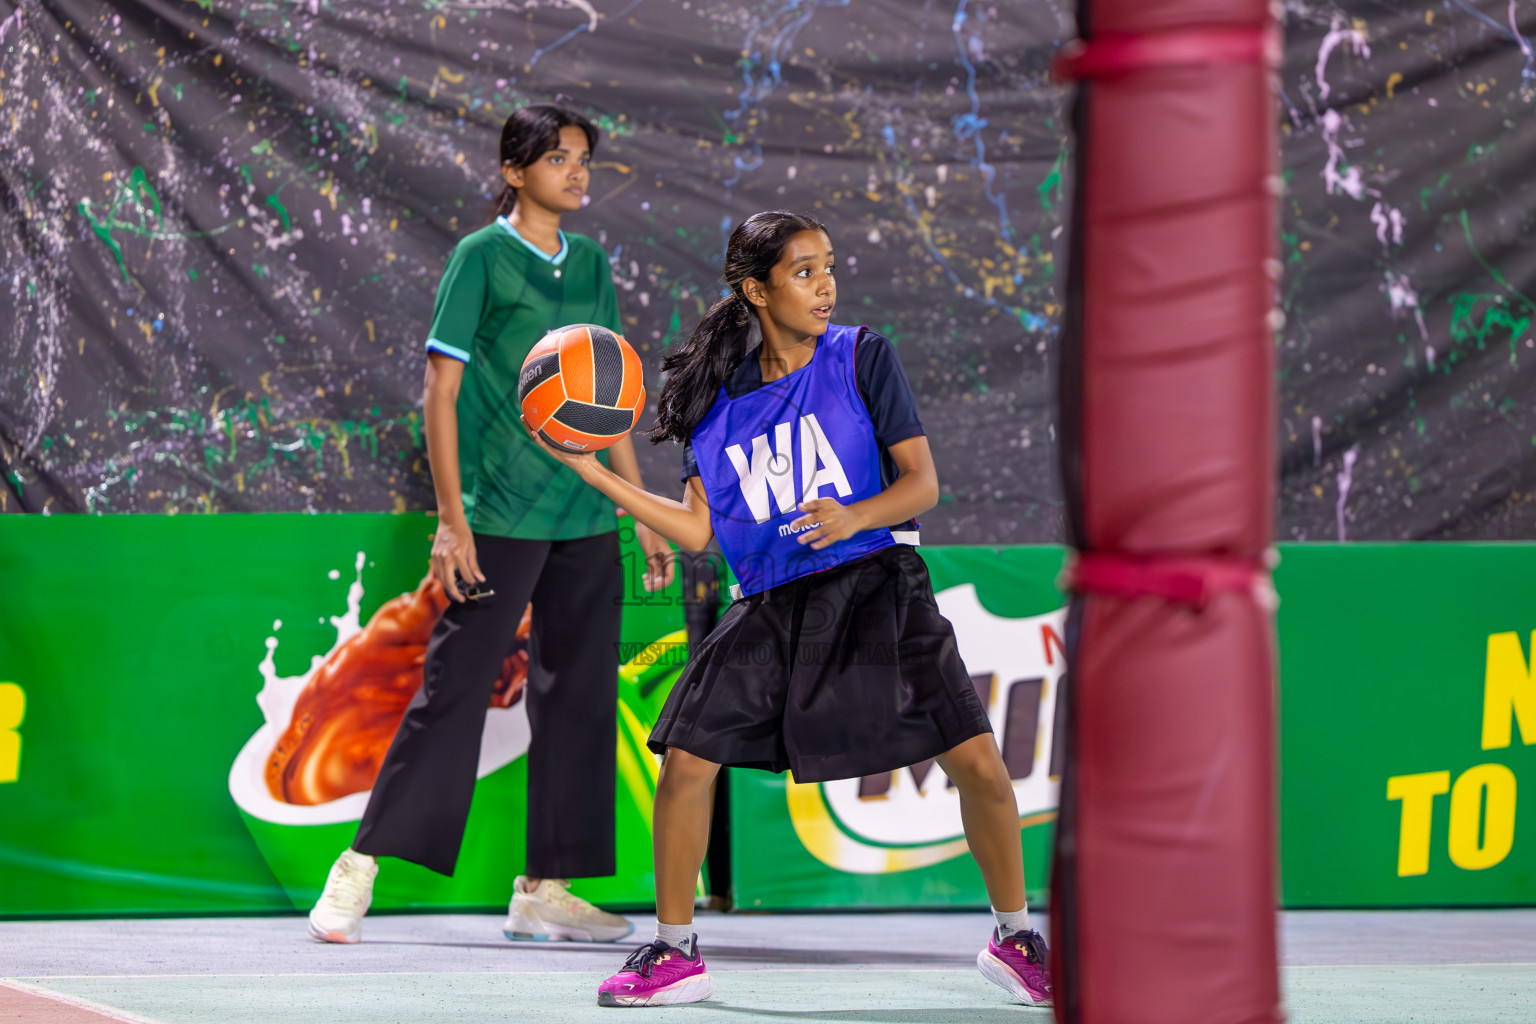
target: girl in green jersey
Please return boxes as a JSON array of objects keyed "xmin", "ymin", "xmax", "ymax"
[{"xmin": 307, "ymin": 105, "xmax": 672, "ymax": 946}]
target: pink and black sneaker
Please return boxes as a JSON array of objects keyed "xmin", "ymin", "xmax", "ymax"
[
  {"xmin": 597, "ymin": 937, "xmax": 714, "ymax": 1007},
  {"xmin": 977, "ymin": 927, "xmax": 1052, "ymax": 1006}
]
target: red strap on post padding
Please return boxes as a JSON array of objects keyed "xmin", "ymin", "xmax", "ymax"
[
  {"xmin": 1063, "ymin": 551, "xmax": 1271, "ymax": 611},
  {"xmin": 1052, "ymin": 26, "xmax": 1280, "ymax": 82}
]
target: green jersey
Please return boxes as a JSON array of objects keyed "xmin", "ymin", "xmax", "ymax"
[{"xmin": 425, "ymin": 217, "xmax": 624, "ymax": 539}]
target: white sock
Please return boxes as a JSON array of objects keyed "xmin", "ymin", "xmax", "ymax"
[
  {"xmin": 655, "ymin": 920, "xmax": 694, "ymax": 956},
  {"xmin": 992, "ymin": 905, "xmax": 1032, "ymax": 939}
]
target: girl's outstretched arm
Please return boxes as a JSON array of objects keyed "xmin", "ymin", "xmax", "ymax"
[
  {"xmin": 523, "ymin": 420, "xmax": 715, "ymax": 551},
  {"xmin": 605, "ymin": 435, "xmax": 680, "ymax": 591}
]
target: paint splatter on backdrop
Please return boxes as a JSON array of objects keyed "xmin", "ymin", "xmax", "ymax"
[
  {"xmin": 2, "ymin": 0, "xmax": 1535, "ymax": 542},
  {"xmin": 1279, "ymin": 1, "xmax": 1536, "ymax": 539},
  {"xmin": 0, "ymin": 0, "xmax": 1068, "ymax": 538}
]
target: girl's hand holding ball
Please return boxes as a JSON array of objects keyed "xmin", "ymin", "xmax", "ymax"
[{"xmin": 522, "ymin": 415, "xmax": 599, "ymax": 475}]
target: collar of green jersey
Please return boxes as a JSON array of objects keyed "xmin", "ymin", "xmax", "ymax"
[{"xmin": 496, "ymin": 216, "xmax": 569, "ymax": 266}]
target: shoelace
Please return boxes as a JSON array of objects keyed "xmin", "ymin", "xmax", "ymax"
[
  {"xmin": 1004, "ymin": 929, "xmax": 1049, "ymax": 968},
  {"xmin": 619, "ymin": 939, "xmax": 678, "ymax": 979},
  {"xmin": 324, "ymin": 860, "xmax": 371, "ymax": 911}
]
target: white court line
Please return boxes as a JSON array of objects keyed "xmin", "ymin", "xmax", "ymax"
[
  {"xmin": 1286, "ymin": 961, "xmax": 1536, "ymax": 970},
  {"xmin": 13, "ymin": 962, "xmax": 1536, "ymax": 981},
  {"xmin": 19, "ymin": 972, "xmax": 581, "ymax": 981},
  {"xmin": 7, "ymin": 968, "xmax": 965, "ymax": 980},
  {"xmin": 1, "ymin": 978, "xmax": 168, "ymax": 1024}
]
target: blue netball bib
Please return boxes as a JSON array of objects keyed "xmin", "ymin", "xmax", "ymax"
[{"xmin": 691, "ymin": 323, "xmax": 894, "ymax": 597}]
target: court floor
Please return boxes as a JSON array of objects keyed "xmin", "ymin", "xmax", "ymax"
[{"xmin": 2, "ymin": 908, "xmax": 1533, "ymax": 1023}]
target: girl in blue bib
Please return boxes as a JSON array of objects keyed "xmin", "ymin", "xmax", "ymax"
[{"xmin": 527, "ymin": 211, "xmax": 1051, "ymax": 1009}]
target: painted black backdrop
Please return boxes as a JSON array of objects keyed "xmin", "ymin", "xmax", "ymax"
[{"xmin": 2, "ymin": 1, "xmax": 1534, "ymax": 542}]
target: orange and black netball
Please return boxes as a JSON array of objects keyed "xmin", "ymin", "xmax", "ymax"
[{"xmin": 518, "ymin": 324, "xmax": 646, "ymax": 451}]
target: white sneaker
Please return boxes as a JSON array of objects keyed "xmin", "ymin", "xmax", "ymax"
[
  {"xmin": 308, "ymin": 849, "xmax": 377, "ymax": 944},
  {"xmin": 504, "ymin": 877, "xmax": 634, "ymax": 943}
]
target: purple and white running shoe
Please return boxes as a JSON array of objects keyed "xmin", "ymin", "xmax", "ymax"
[
  {"xmin": 977, "ymin": 927, "xmax": 1052, "ymax": 1007},
  {"xmin": 597, "ymin": 937, "xmax": 714, "ymax": 1007}
]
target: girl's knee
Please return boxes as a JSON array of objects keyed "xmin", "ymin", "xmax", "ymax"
[
  {"xmin": 658, "ymin": 747, "xmax": 720, "ymax": 790},
  {"xmin": 942, "ymin": 737, "xmax": 1014, "ymax": 802}
]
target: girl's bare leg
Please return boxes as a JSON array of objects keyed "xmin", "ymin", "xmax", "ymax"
[
  {"xmin": 652, "ymin": 746, "xmax": 721, "ymax": 927},
  {"xmin": 936, "ymin": 733, "xmax": 1026, "ymax": 914}
]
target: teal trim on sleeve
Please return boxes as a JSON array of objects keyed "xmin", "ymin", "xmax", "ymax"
[{"xmin": 425, "ymin": 338, "xmax": 471, "ymax": 362}]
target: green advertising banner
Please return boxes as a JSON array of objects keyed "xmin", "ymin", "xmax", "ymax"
[
  {"xmin": 0, "ymin": 513, "xmax": 686, "ymax": 917},
  {"xmin": 1276, "ymin": 545, "xmax": 1536, "ymax": 907},
  {"xmin": 4, "ymin": 519, "xmax": 1535, "ymax": 917},
  {"xmin": 729, "ymin": 544, "xmax": 1536, "ymax": 910}
]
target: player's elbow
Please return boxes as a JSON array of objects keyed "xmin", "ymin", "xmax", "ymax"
[
  {"xmin": 920, "ymin": 479, "xmax": 940, "ymax": 514},
  {"xmin": 909, "ymin": 468, "xmax": 940, "ymax": 515},
  {"xmin": 678, "ymin": 526, "xmax": 714, "ymax": 553}
]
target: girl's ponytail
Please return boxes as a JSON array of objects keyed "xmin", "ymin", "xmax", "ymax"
[
  {"xmin": 491, "ymin": 184, "xmax": 518, "ymax": 221},
  {"xmin": 647, "ymin": 292, "xmax": 754, "ymax": 444},
  {"xmin": 647, "ymin": 210, "xmax": 828, "ymax": 445}
]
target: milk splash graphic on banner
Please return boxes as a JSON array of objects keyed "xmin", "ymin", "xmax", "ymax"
[
  {"xmin": 228, "ymin": 553, "xmax": 530, "ymax": 826},
  {"xmin": 787, "ymin": 585, "xmax": 1068, "ymax": 873}
]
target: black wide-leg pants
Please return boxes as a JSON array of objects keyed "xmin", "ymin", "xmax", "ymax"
[{"xmin": 352, "ymin": 531, "xmax": 623, "ymax": 878}]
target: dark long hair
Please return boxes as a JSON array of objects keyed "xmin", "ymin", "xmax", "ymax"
[
  {"xmin": 648, "ymin": 210, "xmax": 828, "ymax": 445},
  {"xmin": 490, "ymin": 104, "xmax": 599, "ymax": 221}
]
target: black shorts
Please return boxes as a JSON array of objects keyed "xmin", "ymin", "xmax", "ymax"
[{"xmin": 647, "ymin": 544, "xmax": 994, "ymax": 783}]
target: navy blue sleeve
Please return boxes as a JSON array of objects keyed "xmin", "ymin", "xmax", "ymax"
[
  {"xmin": 855, "ymin": 329, "xmax": 924, "ymax": 535},
  {"xmin": 855, "ymin": 330, "xmax": 925, "ymax": 446},
  {"xmin": 679, "ymin": 440, "xmax": 699, "ymax": 483}
]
